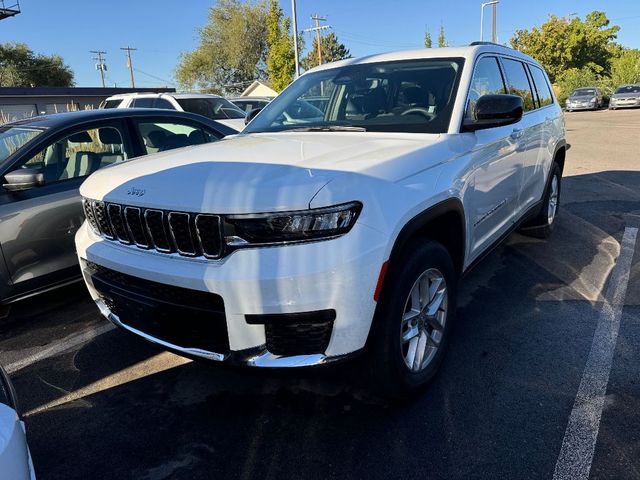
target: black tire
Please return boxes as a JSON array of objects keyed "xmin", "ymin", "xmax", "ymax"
[
  {"xmin": 368, "ymin": 239, "xmax": 457, "ymax": 398},
  {"xmin": 520, "ymin": 162, "xmax": 561, "ymax": 239}
]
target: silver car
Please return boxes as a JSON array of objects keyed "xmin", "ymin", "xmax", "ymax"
[
  {"xmin": 565, "ymin": 87, "xmax": 603, "ymax": 111},
  {"xmin": 609, "ymin": 84, "xmax": 640, "ymax": 109}
]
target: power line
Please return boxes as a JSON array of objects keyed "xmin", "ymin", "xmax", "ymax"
[
  {"xmin": 133, "ymin": 68, "xmax": 175, "ymax": 86},
  {"xmin": 120, "ymin": 46, "xmax": 137, "ymax": 88},
  {"xmin": 90, "ymin": 50, "xmax": 107, "ymax": 88}
]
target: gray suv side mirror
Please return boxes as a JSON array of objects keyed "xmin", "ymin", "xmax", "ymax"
[
  {"xmin": 463, "ymin": 94, "xmax": 524, "ymax": 132},
  {"xmin": 2, "ymin": 168, "xmax": 45, "ymax": 192}
]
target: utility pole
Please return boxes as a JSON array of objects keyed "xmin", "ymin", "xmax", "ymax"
[
  {"xmin": 479, "ymin": 1, "xmax": 498, "ymax": 42},
  {"xmin": 291, "ymin": 0, "xmax": 300, "ymax": 78},
  {"xmin": 491, "ymin": 2, "xmax": 497, "ymax": 43},
  {"xmin": 90, "ymin": 50, "xmax": 107, "ymax": 88},
  {"xmin": 304, "ymin": 15, "xmax": 330, "ymax": 66},
  {"xmin": 121, "ymin": 46, "xmax": 137, "ymax": 88}
]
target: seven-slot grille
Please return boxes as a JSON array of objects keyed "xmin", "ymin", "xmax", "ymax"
[{"xmin": 82, "ymin": 199, "xmax": 222, "ymax": 258}]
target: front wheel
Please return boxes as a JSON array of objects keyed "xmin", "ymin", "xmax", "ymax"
[{"xmin": 369, "ymin": 240, "xmax": 457, "ymax": 397}]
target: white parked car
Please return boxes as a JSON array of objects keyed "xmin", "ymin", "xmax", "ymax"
[
  {"xmin": 77, "ymin": 43, "xmax": 565, "ymax": 396},
  {"xmin": 101, "ymin": 93, "xmax": 247, "ymax": 132},
  {"xmin": 0, "ymin": 365, "xmax": 36, "ymax": 479}
]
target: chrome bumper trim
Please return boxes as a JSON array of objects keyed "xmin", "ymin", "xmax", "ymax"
[{"xmin": 95, "ymin": 299, "xmax": 353, "ymax": 368}]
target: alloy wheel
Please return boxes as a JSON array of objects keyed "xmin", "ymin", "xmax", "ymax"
[
  {"xmin": 547, "ymin": 175, "xmax": 559, "ymax": 225},
  {"xmin": 400, "ymin": 268, "xmax": 448, "ymax": 373}
]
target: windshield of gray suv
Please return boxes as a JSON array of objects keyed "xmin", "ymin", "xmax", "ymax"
[
  {"xmin": 571, "ymin": 88, "xmax": 597, "ymax": 96},
  {"xmin": 0, "ymin": 126, "xmax": 44, "ymax": 163},
  {"xmin": 176, "ymin": 97, "xmax": 246, "ymax": 120},
  {"xmin": 244, "ymin": 58, "xmax": 464, "ymax": 134},
  {"xmin": 614, "ymin": 85, "xmax": 640, "ymax": 94}
]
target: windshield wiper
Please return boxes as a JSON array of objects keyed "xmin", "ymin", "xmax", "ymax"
[{"xmin": 286, "ymin": 125, "xmax": 367, "ymax": 132}]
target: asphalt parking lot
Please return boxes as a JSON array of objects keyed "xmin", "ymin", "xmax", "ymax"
[{"xmin": 1, "ymin": 108, "xmax": 639, "ymax": 480}]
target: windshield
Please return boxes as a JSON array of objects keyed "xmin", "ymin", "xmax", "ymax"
[
  {"xmin": 572, "ymin": 88, "xmax": 596, "ymax": 97},
  {"xmin": 176, "ymin": 97, "xmax": 246, "ymax": 120},
  {"xmin": 615, "ymin": 85, "xmax": 640, "ymax": 94},
  {"xmin": 244, "ymin": 58, "xmax": 464, "ymax": 134},
  {"xmin": 0, "ymin": 126, "xmax": 44, "ymax": 163}
]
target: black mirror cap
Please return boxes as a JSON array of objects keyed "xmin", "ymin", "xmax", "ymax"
[
  {"xmin": 245, "ymin": 107, "xmax": 263, "ymax": 125},
  {"xmin": 2, "ymin": 168, "xmax": 45, "ymax": 192},
  {"xmin": 463, "ymin": 94, "xmax": 524, "ymax": 132}
]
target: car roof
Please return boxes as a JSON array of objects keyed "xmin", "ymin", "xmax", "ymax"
[
  {"xmin": 3, "ymin": 108, "xmax": 234, "ymax": 132},
  {"xmin": 306, "ymin": 44, "xmax": 540, "ymax": 74}
]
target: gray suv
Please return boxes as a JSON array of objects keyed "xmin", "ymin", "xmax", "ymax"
[{"xmin": 0, "ymin": 109, "xmax": 233, "ymax": 308}]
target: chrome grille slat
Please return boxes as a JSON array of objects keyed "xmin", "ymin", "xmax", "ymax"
[
  {"xmin": 124, "ymin": 207, "xmax": 149, "ymax": 248},
  {"xmin": 168, "ymin": 212, "xmax": 197, "ymax": 256},
  {"xmin": 144, "ymin": 209, "xmax": 172, "ymax": 253},
  {"xmin": 94, "ymin": 201, "xmax": 114, "ymax": 239},
  {"xmin": 195, "ymin": 214, "xmax": 223, "ymax": 259},
  {"xmin": 84, "ymin": 199, "xmax": 223, "ymax": 259},
  {"xmin": 107, "ymin": 204, "xmax": 131, "ymax": 244}
]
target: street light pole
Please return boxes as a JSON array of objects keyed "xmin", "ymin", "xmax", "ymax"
[
  {"xmin": 291, "ymin": 0, "xmax": 300, "ymax": 78},
  {"xmin": 480, "ymin": 1, "xmax": 499, "ymax": 42}
]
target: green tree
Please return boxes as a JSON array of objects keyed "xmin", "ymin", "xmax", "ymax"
[
  {"xmin": 265, "ymin": 0, "xmax": 295, "ymax": 92},
  {"xmin": 0, "ymin": 43, "xmax": 74, "ymax": 87},
  {"xmin": 510, "ymin": 11, "xmax": 620, "ymax": 83},
  {"xmin": 610, "ymin": 48, "xmax": 640, "ymax": 87},
  {"xmin": 438, "ymin": 25, "xmax": 446, "ymax": 47},
  {"xmin": 301, "ymin": 32, "xmax": 350, "ymax": 71},
  {"xmin": 175, "ymin": 0, "xmax": 269, "ymax": 95},
  {"xmin": 424, "ymin": 30, "xmax": 432, "ymax": 48}
]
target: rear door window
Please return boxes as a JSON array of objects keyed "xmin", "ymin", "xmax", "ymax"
[
  {"xmin": 501, "ymin": 58, "xmax": 536, "ymax": 111},
  {"xmin": 136, "ymin": 121, "xmax": 220, "ymax": 154},
  {"xmin": 528, "ymin": 65, "xmax": 554, "ymax": 107},
  {"xmin": 131, "ymin": 98, "xmax": 155, "ymax": 108}
]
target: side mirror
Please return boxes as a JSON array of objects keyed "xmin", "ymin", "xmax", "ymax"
[
  {"xmin": 245, "ymin": 107, "xmax": 263, "ymax": 125},
  {"xmin": 2, "ymin": 168, "xmax": 45, "ymax": 192},
  {"xmin": 463, "ymin": 94, "xmax": 523, "ymax": 132}
]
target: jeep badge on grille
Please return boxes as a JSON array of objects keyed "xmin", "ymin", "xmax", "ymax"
[{"xmin": 127, "ymin": 187, "xmax": 145, "ymax": 197}]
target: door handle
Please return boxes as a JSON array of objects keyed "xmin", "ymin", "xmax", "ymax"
[{"xmin": 510, "ymin": 128, "xmax": 524, "ymax": 140}]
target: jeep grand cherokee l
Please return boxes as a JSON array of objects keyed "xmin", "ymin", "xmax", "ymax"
[{"xmin": 76, "ymin": 44, "xmax": 566, "ymax": 395}]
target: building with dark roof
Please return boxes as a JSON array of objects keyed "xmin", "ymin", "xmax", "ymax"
[{"xmin": 0, "ymin": 87, "xmax": 176, "ymax": 123}]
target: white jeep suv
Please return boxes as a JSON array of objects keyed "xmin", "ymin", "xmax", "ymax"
[
  {"xmin": 101, "ymin": 93, "xmax": 247, "ymax": 132},
  {"xmin": 77, "ymin": 44, "xmax": 565, "ymax": 395}
]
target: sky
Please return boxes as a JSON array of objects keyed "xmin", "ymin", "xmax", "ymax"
[{"xmin": 2, "ymin": 0, "xmax": 640, "ymax": 88}]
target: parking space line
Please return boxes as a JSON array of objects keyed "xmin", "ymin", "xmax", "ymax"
[
  {"xmin": 553, "ymin": 226, "xmax": 638, "ymax": 480},
  {"xmin": 5, "ymin": 323, "xmax": 115, "ymax": 375}
]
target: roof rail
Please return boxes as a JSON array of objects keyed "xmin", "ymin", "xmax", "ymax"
[{"xmin": 469, "ymin": 41, "xmax": 510, "ymax": 48}]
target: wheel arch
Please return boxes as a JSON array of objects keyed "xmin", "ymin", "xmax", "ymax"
[{"xmin": 387, "ymin": 198, "xmax": 466, "ymax": 279}]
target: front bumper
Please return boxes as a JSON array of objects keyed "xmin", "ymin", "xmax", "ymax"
[
  {"xmin": 610, "ymin": 99, "xmax": 640, "ymax": 108},
  {"xmin": 566, "ymin": 102, "xmax": 596, "ymax": 110},
  {"xmin": 76, "ymin": 221, "xmax": 388, "ymax": 367}
]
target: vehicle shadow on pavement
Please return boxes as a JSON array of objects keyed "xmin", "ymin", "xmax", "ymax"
[{"xmin": 8, "ymin": 169, "xmax": 640, "ymax": 480}]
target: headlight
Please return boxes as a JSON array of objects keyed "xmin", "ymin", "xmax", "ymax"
[
  {"xmin": 0, "ymin": 365, "xmax": 19, "ymax": 414},
  {"xmin": 590, "ymin": 97, "xmax": 596, "ymax": 103},
  {"xmin": 224, "ymin": 202, "xmax": 362, "ymax": 246}
]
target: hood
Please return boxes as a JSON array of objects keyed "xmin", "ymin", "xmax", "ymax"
[
  {"xmin": 80, "ymin": 132, "xmax": 444, "ymax": 214},
  {"xmin": 568, "ymin": 94, "xmax": 595, "ymax": 100},
  {"xmin": 612, "ymin": 92, "xmax": 639, "ymax": 99}
]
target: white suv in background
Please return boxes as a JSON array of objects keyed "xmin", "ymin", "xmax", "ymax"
[
  {"xmin": 77, "ymin": 43, "xmax": 565, "ymax": 396},
  {"xmin": 101, "ymin": 93, "xmax": 247, "ymax": 131}
]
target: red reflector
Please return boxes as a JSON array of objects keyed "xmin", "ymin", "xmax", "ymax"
[{"xmin": 373, "ymin": 261, "xmax": 389, "ymax": 302}]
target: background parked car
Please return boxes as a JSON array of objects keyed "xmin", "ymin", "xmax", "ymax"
[
  {"xmin": 565, "ymin": 87, "xmax": 603, "ymax": 111},
  {"xmin": 0, "ymin": 364, "xmax": 35, "ymax": 479},
  {"xmin": 101, "ymin": 93, "xmax": 246, "ymax": 131},
  {"xmin": 0, "ymin": 109, "xmax": 233, "ymax": 306},
  {"xmin": 228, "ymin": 96, "xmax": 272, "ymax": 113},
  {"xmin": 609, "ymin": 84, "xmax": 640, "ymax": 109}
]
